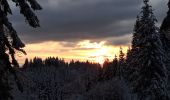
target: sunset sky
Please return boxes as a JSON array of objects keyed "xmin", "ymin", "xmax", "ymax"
[{"xmin": 10, "ymin": 0, "xmax": 168, "ymax": 64}]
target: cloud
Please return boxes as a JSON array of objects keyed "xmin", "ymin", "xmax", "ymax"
[
  {"xmin": 8, "ymin": 0, "xmax": 168, "ymax": 45},
  {"xmin": 9, "ymin": 0, "xmax": 139, "ymax": 43},
  {"xmin": 105, "ymin": 34, "xmax": 132, "ymax": 46}
]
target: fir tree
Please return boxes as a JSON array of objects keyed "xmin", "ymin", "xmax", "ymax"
[
  {"xmin": 101, "ymin": 55, "xmax": 119, "ymax": 80},
  {"xmin": 102, "ymin": 58, "xmax": 114, "ymax": 80},
  {"xmin": 0, "ymin": 0, "xmax": 42, "ymax": 99},
  {"xmin": 160, "ymin": 0, "xmax": 170, "ymax": 32},
  {"xmin": 160, "ymin": 0, "xmax": 170, "ymax": 91},
  {"xmin": 113, "ymin": 55, "xmax": 118, "ymax": 77},
  {"xmin": 124, "ymin": 47, "xmax": 132, "ymax": 80},
  {"xmin": 126, "ymin": 16, "xmax": 142, "ymax": 84},
  {"xmin": 132, "ymin": 16, "xmax": 142, "ymax": 49},
  {"xmin": 118, "ymin": 47, "xmax": 125, "ymax": 79},
  {"xmin": 129, "ymin": 0, "xmax": 169, "ymax": 99},
  {"xmin": 22, "ymin": 58, "xmax": 29, "ymax": 70}
]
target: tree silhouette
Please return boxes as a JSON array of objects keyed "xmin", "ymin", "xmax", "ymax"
[
  {"xmin": 129, "ymin": 0, "xmax": 169, "ymax": 99},
  {"xmin": 126, "ymin": 16, "xmax": 142, "ymax": 84},
  {"xmin": 160, "ymin": 0, "xmax": 170, "ymax": 91},
  {"xmin": 160, "ymin": 0, "xmax": 170, "ymax": 57},
  {"xmin": 118, "ymin": 47, "xmax": 125, "ymax": 79},
  {"xmin": 0, "ymin": 0, "xmax": 42, "ymax": 99},
  {"xmin": 160, "ymin": 0, "xmax": 170, "ymax": 32}
]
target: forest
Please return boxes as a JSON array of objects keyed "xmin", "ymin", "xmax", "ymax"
[{"xmin": 0, "ymin": 0, "xmax": 170, "ymax": 100}]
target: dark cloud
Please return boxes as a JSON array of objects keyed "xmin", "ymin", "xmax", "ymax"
[
  {"xmin": 104, "ymin": 34, "xmax": 132, "ymax": 46},
  {"xmin": 9, "ymin": 0, "xmax": 168, "ymax": 44},
  {"xmin": 106, "ymin": 38, "xmax": 131, "ymax": 46}
]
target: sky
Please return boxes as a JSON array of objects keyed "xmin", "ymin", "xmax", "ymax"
[{"xmin": 9, "ymin": 0, "xmax": 168, "ymax": 64}]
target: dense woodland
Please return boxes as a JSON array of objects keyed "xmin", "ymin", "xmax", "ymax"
[
  {"xmin": 0, "ymin": 0, "xmax": 170, "ymax": 100},
  {"xmin": 10, "ymin": 56, "xmax": 130, "ymax": 100}
]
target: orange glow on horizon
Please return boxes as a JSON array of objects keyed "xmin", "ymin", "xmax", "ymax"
[{"xmin": 16, "ymin": 40, "xmax": 129, "ymax": 65}]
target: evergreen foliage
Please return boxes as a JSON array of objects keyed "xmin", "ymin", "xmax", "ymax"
[
  {"xmin": 113, "ymin": 55, "xmax": 118, "ymax": 77},
  {"xmin": 0, "ymin": 0, "xmax": 41, "ymax": 99},
  {"xmin": 102, "ymin": 58, "xmax": 114, "ymax": 80},
  {"xmin": 118, "ymin": 47, "xmax": 125, "ymax": 79},
  {"xmin": 160, "ymin": 0, "xmax": 170, "ymax": 92},
  {"xmin": 10, "ymin": 57, "xmax": 132, "ymax": 100},
  {"xmin": 0, "ymin": 0, "xmax": 169, "ymax": 99},
  {"xmin": 127, "ymin": 0, "xmax": 169, "ymax": 99},
  {"xmin": 160, "ymin": 0, "xmax": 170, "ymax": 32}
]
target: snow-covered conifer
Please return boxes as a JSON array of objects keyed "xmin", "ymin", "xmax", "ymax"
[{"xmin": 129, "ymin": 0, "xmax": 169, "ymax": 99}]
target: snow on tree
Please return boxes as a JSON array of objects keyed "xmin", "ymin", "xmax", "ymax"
[
  {"xmin": 160, "ymin": 0, "xmax": 170, "ymax": 92},
  {"xmin": 128, "ymin": 0, "xmax": 169, "ymax": 99},
  {"xmin": 85, "ymin": 79, "xmax": 132, "ymax": 100},
  {"xmin": 124, "ymin": 47, "xmax": 132, "ymax": 80},
  {"xmin": 160, "ymin": 0, "xmax": 170, "ymax": 32},
  {"xmin": 125, "ymin": 16, "xmax": 142, "ymax": 84},
  {"xmin": 125, "ymin": 14, "xmax": 146, "ymax": 85},
  {"xmin": 14, "ymin": 58, "xmax": 102, "ymax": 100},
  {"xmin": 160, "ymin": 0, "xmax": 170, "ymax": 64},
  {"xmin": 0, "ymin": 0, "xmax": 42, "ymax": 99}
]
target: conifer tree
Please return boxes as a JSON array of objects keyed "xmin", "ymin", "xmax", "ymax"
[
  {"xmin": 126, "ymin": 16, "xmax": 142, "ymax": 83},
  {"xmin": 160, "ymin": 0, "xmax": 170, "ymax": 61},
  {"xmin": 124, "ymin": 47, "xmax": 132, "ymax": 80},
  {"xmin": 102, "ymin": 58, "xmax": 110, "ymax": 80},
  {"xmin": 160, "ymin": 0, "xmax": 170, "ymax": 90},
  {"xmin": 129, "ymin": 0, "xmax": 169, "ymax": 99},
  {"xmin": 113, "ymin": 55, "xmax": 118, "ymax": 77},
  {"xmin": 132, "ymin": 16, "xmax": 141, "ymax": 49},
  {"xmin": 160, "ymin": 0, "xmax": 170, "ymax": 32},
  {"xmin": 0, "ymin": 0, "xmax": 42, "ymax": 99},
  {"xmin": 22, "ymin": 58, "xmax": 29, "ymax": 70},
  {"xmin": 118, "ymin": 47, "xmax": 125, "ymax": 79}
]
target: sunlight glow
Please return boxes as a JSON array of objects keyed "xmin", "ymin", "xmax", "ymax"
[
  {"xmin": 77, "ymin": 40, "xmax": 105, "ymax": 49},
  {"xmin": 17, "ymin": 40, "xmax": 129, "ymax": 65}
]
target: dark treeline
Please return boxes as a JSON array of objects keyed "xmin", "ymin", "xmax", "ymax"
[
  {"xmin": 1, "ymin": 0, "xmax": 170, "ymax": 100},
  {"xmin": 11, "ymin": 49, "xmax": 130, "ymax": 100},
  {"xmin": 11, "ymin": 1, "xmax": 170, "ymax": 99},
  {"xmin": 22, "ymin": 49, "xmax": 126, "ymax": 81}
]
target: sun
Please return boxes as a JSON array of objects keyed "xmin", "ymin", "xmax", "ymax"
[
  {"xmin": 88, "ymin": 55, "xmax": 106, "ymax": 64},
  {"xmin": 94, "ymin": 56, "xmax": 106, "ymax": 64},
  {"xmin": 88, "ymin": 47, "xmax": 111, "ymax": 64}
]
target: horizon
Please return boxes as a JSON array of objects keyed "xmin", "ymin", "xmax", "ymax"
[
  {"xmin": 13, "ymin": 0, "xmax": 168, "ymax": 65},
  {"xmin": 1, "ymin": 0, "xmax": 170, "ymax": 99}
]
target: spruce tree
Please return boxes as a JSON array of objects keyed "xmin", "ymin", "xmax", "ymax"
[
  {"xmin": 160, "ymin": 0, "xmax": 170, "ymax": 91},
  {"xmin": 160, "ymin": 0, "xmax": 170, "ymax": 32},
  {"xmin": 113, "ymin": 55, "xmax": 118, "ymax": 77},
  {"xmin": 129, "ymin": 0, "xmax": 169, "ymax": 99},
  {"xmin": 118, "ymin": 47, "xmax": 125, "ymax": 79},
  {"xmin": 132, "ymin": 16, "xmax": 141, "ymax": 49},
  {"xmin": 124, "ymin": 47, "xmax": 133, "ymax": 80},
  {"xmin": 0, "ymin": 0, "xmax": 42, "ymax": 99},
  {"xmin": 102, "ymin": 58, "xmax": 110, "ymax": 80},
  {"xmin": 23, "ymin": 58, "xmax": 29, "ymax": 69},
  {"xmin": 126, "ymin": 16, "xmax": 142, "ymax": 83}
]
